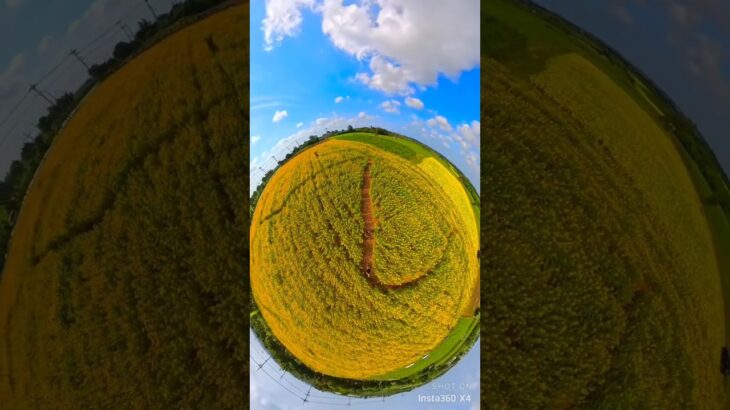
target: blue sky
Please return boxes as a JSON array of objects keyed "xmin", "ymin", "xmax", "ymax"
[
  {"xmin": 0, "ymin": 0, "xmax": 172, "ymax": 175},
  {"xmin": 250, "ymin": 330, "xmax": 480, "ymax": 410},
  {"xmin": 249, "ymin": 0, "xmax": 481, "ymax": 192}
]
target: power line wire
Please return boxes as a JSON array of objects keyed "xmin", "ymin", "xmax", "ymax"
[
  {"xmin": 78, "ymin": 23, "xmax": 120, "ymax": 54},
  {"xmin": 0, "ymin": 91, "xmax": 30, "ymax": 130},
  {"xmin": 250, "ymin": 348, "xmax": 393, "ymax": 406},
  {"xmin": 0, "ymin": 96, "xmax": 37, "ymax": 150},
  {"xmin": 36, "ymin": 56, "xmax": 71, "ymax": 86}
]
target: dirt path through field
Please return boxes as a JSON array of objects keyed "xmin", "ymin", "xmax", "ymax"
[
  {"xmin": 360, "ymin": 159, "xmax": 377, "ymax": 282},
  {"xmin": 359, "ymin": 159, "xmax": 435, "ymax": 291}
]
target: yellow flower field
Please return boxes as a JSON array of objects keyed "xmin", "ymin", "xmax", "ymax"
[
  {"xmin": 251, "ymin": 135, "xmax": 479, "ymax": 379},
  {"xmin": 0, "ymin": 4, "xmax": 248, "ymax": 408}
]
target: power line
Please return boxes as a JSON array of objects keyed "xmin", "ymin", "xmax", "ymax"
[
  {"xmin": 0, "ymin": 96, "xmax": 37, "ymax": 150},
  {"xmin": 250, "ymin": 347, "xmax": 392, "ymax": 406},
  {"xmin": 116, "ymin": 20, "xmax": 134, "ymax": 42},
  {"xmin": 69, "ymin": 49, "xmax": 90, "ymax": 71},
  {"xmin": 28, "ymin": 84, "xmax": 55, "ymax": 106},
  {"xmin": 143, "ymin": 0, "xmax": 159, "ymax": 20},
  {"xmin": 36, "ymin": 56, "xmax": 71, "ymax": 86},
  {"xmin": 78, "ymin": 23, "xmax": 120, "ymax": 54},
  {"xmin": 0, "ymin": 91, "xmax": 30, "ymax": 130}
]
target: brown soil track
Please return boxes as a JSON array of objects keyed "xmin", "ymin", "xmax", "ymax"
[
  {"xmin": 359, "ymin": 159, "xmax": 434, "ymax": 291},
  {"xmin": 360, "ymin": 159, "xmax": 377, "ymax": 283}
]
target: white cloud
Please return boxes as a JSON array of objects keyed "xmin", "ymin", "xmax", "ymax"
[
  {"xmin": 465, "ymin": 151, "xmax": 478, "ymax": 174},
  {"xmin": 427, "ymin": 115, "xmax": 451, "ymax": 132},
  {"xmin": 36, "ymin": 36, "xmax": 54, "ymax": 55},
  {"xmin": 457, "ymin": 120, "xmax": 480, "ymax": 147},
  {"xmin": 321, "ymin": 0, "xmax": 480, "ymax": 93},
  {"xmin": 262, "ymin": 0, "xmax": 479, "ymax": 94},
  {"xmin": 315, "ymin": 117, "xmax": 327, "ymax": 125},
  {"xmin": 355, "ymin": 56, "xmax": 414, "ymax": 95},
  {"xmin": 66, "ymin": 0, "xmax": 130, "ymax": 34},
  {"xmin": 334, "ymin": 96, "xmax": 344, "ymax": 103},
  {"xmin": 379, "ymin": 99, "xmax": 401, "ymax": 113},
  {"xmin": 404, "ymin": 96, "xmax": 424, "ymax": 110},
  {"xmin": 296, "ymin": 121, "xmax": 304, "ymax": 128},
  {"xmin": 252, "ymin": 135, "xmax": 261, "ymax": 144},
  {"xmin": 0, "ymin": 53, "xmax": 25, "ymax": 83},
  {"xmin": 252, "ymin": 101, "xmax": 284, "ymax": 111},
  {"xmin": 272, "ymin": 110, "xmax": 289, "ymax": 123},
  {"xmin": 5, "ymin": 0, "xmax": 24, "ymax": 9},
  {"xmin": 358, "ymin": 111, "xmax": 367, "ymax": 119},
  {"xmin": 68, "ymin": 19, "xmax": 82, "ymax": 33},
  {"xmin": 262, "ymin": 0, "xmax": 315, "ymax": 51}
]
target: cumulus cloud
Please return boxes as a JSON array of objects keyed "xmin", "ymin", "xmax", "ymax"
[
  {"xmin": 296, "ymin": 121, "xmax": 304, "ymax": 128},
  {"xmin": 272, "ymin": 110, "xmax": 289, "ymax": 122},
  {"xmin": 0, "ymin": 53, "xmax": 26, "ymax": 111},
  {"xmin": 379, "ymin": 99, "xmax": 401, "ymax": 113},
  {"xmin": 610, "ymin": 4, "xmax": 634, "ymax": 25},
  {"xmin": 5, "ymin": 0, "xmax": 24, "ymax": 9},
  {"xmin": 457, "ymin": 120, "xmax": 480, "ymax": 147},
  {"xmin": 404, "ymin": 96, "xmax": 424, "ymax": 109},
  {"xmin": 355, "ymin": 56, "xmax": 414, "ymax": 95},
  {"xmin": 0, "ymin": 53, "xmax": 25, "ymax": 83},
  {"xmin": 334, "ymin": 95, "xmax": 349, "ymax": 103},
  {"xmin": 426, "ymin": 115, "xmax": 451, "ymax": 131},
  {"xmin": 408, "ymin": 114, "xmax": 479, "ymax": 177},
  {"xmin": 262, "ymin": 0, "xmax": 479, "ymax": 94},
  {"xmin": 252, "ymin": 135, "xmax": 261, "ymax": 144},
  {"xmin": 36, "ymin": 36, "xmax": 54, "ymax": 55},
  {"xmin": 358, "ymin": 111, "xmax": 367, "ymax": 119},
  {"xmin": 321, "ymin": 0, "xmax": 479, "ymax": 94},
  {"xmin": 262, "ymin": 0, "xmax": 316, "ymax": 51}
]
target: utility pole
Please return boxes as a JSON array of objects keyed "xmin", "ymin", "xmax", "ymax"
[
  {"xmin": 144, "ymin": 0, "xmax": 159, "ymax": 20},
  {"xmin": 69, "ymin": 49, "xmax": 90, "ymax": 71},
  {"xmin": 303, "ymin": 386, "xmax": 311, "ymax": 404},
  {"xmin": 116, "ymin": 20, "xmax": 133, "ymax": 42},
  {"xmin": 28, "ymin": 83, "xmax": 55, "ymax": 106},
  {"xmin": 257, "ymin": 356, "xmax": 270, "ymax": 370}
]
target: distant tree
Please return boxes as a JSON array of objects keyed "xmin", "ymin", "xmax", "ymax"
[
  {"xmin": 113, "ymin": 41, "xmax": 136, "ymax": 61},
  {"xmin": 37, "ymin": 93, "xmax": 75, "ymax": 133},
  {"xmin": 347, "ymin": 125, "xmax": 354, "ymax": 132},
  {"xmin": 0, "ymin": 181, "xmax": 11, "ymax": 203},
  {"xmin": 135, "ymin": 19, "xmax": 156, "ymax": 42}
]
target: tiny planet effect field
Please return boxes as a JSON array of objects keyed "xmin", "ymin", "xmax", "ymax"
[{"xmin": 250, "ymin": 132, "xmax": 480, "ymax": 396}]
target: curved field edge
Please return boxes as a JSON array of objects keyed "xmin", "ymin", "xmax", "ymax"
[
  {"xmin": 0, "ymin": 5, "xmax": 248, "ymax": 408},
  {"xmin": 0, "ymin": 0, "xmax": 247, "ymax": 277},
  {"xmin": 251, "ymin": 140, "xmax": 478, "ymax": 379},
  {"xmin": 250, "ymin": 300, "xmax": 480, "ymax": 397},
  {"xmin": 249, "ymin": 131, "xmax": 480, "ymax": 395},
  {"xmin": 485, "ymin": 0, "xmax": 730, "ymax": 288},
  {"xmin": 483, "ymin": 0, "xmax": 730, "ymax": 408}
]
